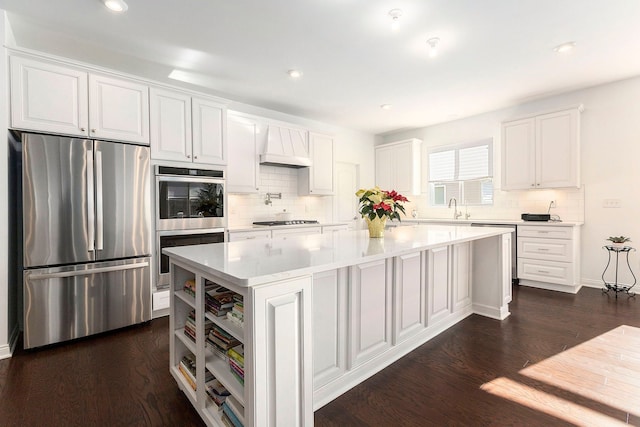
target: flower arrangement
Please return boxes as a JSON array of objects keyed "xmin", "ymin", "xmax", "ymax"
[
  {"xmin": 355, "ymin": 187, "xmax": 409, "ymax": 221},
  {"xmin": 607, "ymin": 236, "xmax": 631, "ymax": 244}
]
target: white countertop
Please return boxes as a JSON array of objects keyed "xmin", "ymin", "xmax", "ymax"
[
  {"xmin": 164, "ymin": 224, "xmax": 514, "ymax": 287},
  {"xmin": 404, "ymin": 218, "xmax": 584, "ymax": 226},
  {"xmin": 227, "ymin": 222, "xmax": 350, "ymax": 232}
]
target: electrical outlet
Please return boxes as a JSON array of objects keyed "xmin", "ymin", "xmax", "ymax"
[{"xmin": 603, "ymin": 199, "xmax": 622, "ymax": 208}]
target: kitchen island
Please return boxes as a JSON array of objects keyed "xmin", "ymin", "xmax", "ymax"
[{"xmin": 164, "ymin": 224, "xmax": 514, "ymax": 427}]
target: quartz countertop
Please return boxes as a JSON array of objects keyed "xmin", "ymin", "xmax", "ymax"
[
  {"xmin": 404, "ymin": 218, "xmax": 584, "ymax": 226},
  {"xmin": 227, "ymin": 222, "xmax": 350, "ymax": 232},
  {"xmin": 164, "ymin": 224, "xmax": 514, "ymax": 287}
]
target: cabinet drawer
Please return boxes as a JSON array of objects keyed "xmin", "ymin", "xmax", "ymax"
[
  {"xmin": 517, "ymin": 237, "xmax": 572, "ymax": 262},
  {"xmin": 518, "ymin": 258, "xmax": 572, "ymax": 285},
  {"xmin": 228, "ymin": 230, "xmax": 272, "ymax": 241},
  {"xmin": 518, "ymin": 225, "xmax": 572, "ymax": 239},
  {"xmin": 272, "ymin": 227, "xmax": 322, "ymax": 238}
]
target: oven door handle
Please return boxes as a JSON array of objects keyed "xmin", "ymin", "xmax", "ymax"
[{"xmin": 156, "ymin": 175, "xmax": 225, "ymax": 184}]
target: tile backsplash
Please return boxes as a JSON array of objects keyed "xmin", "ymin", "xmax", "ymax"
[
  {"xmin": 404, "ymin": 186, "xmax": 585, "ymax": 222},
  {"xmin": 227, "ymin": 165, "xmax": 332, "ymax": 227}
]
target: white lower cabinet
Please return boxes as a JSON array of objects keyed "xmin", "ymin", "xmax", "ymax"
[
  {"xmin": 312, "ymin": 269, "xmax": 347, "ymax": 389},
  {"xmin": 253, "ymin": 276, "xmax": 313, "ymax": 427},
  {"xmin": 348, "ymin": 259, "xmax": 392, "ymax": 368},
  {"xmin": 517, "ymin": 224, "xmax": 581, "ymax": 293},
  {"xmin": 427, "ymin": 246, "xmax": 451, "ymax": 325},
  {"xmin": 452, "ymin": 242, "xmax": 472, "ymax": 312},
  {"xmin": 392, "ymin": 252, "xmax": 425, "ymax": 344}
]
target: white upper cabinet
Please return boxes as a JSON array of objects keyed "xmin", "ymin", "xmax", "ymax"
[
  {"xmin": 10, "ymin": 55, "xmax": 149, "ymax": 144},
  {"xmin": 375, "ymin": 138, "xmax": 422, "ymax": 195},
  {"xmin": 192, "ymin": 97, "xmax": 226, "ymax": 165},
  {"xmin": 150, "ymin": 87, "xmax": 227, "ymax": 165},
  {"xmin": 227, "ymin": 113, "xmax": 261, "ymax": 193},
  {"xmin": 89, "ymin": 74, "xmax": 149, "ymax": 144},
  {"xmin": 299, "ymin": 131, "xmax": 334, "ymax": 195},
  {"xmin": 11, "ymin": 56, "xmax": 89, "ymax": 137},
  {"xmin": 150, "ymin": 88, "xmax": 192, "ymax": 161},
  {"xmin": 501, "ymin": 106, "xmax": 581, "ymax": 190}
]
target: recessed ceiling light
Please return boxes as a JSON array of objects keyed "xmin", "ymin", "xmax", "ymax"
[
  {"xmin": 553, "ymin": 42, "xmax": 576, "ymax": 54},
  {"xmin": 380, "ymin": 104, "xmax": 393, "ymax": 110},
  {"xmin": 388, "ymin": 9, "xmax": 403, "ymax": 31},
  {"xmin": 427, "ymin": 37, "xmax": 440, "ymax": 58},
  {"xmin": 288, "ymin": 69, "xmax": 303, "ymax": 79},
  {"xmin": 103, "ymin": 0, "xmax": 128, "ymax": 12}
]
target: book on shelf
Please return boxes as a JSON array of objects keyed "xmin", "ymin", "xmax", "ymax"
[
  {"xmin": 228, "ymin": 345, "xmax": 244, "ymax": 367},
  {"xmin": 206, "ymin": 324, "xmax": 241, "ymax": 359},
  {"xmin": 184, "ymin": 278, "xmax": 218, "ymax": 298},
  {"xmin": 220, "ymin": 412, "xmax": 235, "ymax": 427},
  {"xmin": 222, "ymin": 397, "xmax": 244, "ymax": 427},
  {"xmin": 178, "ymin": 353, "xmax": 197, "ymax": 390},
  {"xmin": 205, "ymin": 377, "xmax": 230, "ymax": 407},
  {"xmin": 178, "ymin": 364, "xmax": 196, "ymax": 391},
  {"xmin": 205, "ymin": 284, "xmax": 236, "ymax": 317},
  {"xmin": 226, "ymin": 395, "xmax": 245, "ymax": 425}
]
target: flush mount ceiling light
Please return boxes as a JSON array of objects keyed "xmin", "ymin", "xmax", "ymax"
[
  {"xmin": 288, "ymin": 69, "xmax": 303, "ymax": 79},
  {"xmin": 427, "ymin": 37, "xmax": 440, "ymax": 58},
  {"xmin": 388, "ymin": 9, "xmax": 403, "ymax": 30},
  {"xmin": 553, "ymin": 41, "xmax": 576, "ymax": 54},
  {"xmin": 103, "ymin": 0, "xmax": 128, "ymax": 12},
  {"xmin": 380, "ymin": 104, "xmax": 393, "ymax": 110}
]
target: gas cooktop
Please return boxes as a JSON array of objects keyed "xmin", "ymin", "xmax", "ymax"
[{"xmin": 253, "ymin": 220, "xmax": 319, "ymax": 226}]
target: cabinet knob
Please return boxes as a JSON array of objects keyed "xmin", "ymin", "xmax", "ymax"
[
  {"xmin": 194, "ymin": 156, "xmax": 198, "ymax": 160},
  {"xmin": 91, "ymin": 129, "xmax": 96, "ymax": 133},
  {"xmin": 531, "ymin": 184, "xmax": 535, "ymax": 187},
  {"xmin": 256, "ymin": 187, "xmax": 259, "ymax": 191},
  {"xmin": 186, "ymin": 155, "xmax": 191, "ymax": 159},
  {"xmin": 536, "ymin": 183, "xmax": 540, "ymax": 186},
  {"xmin": 80, "ymin": 127, "xmax": 86, "ymax": 132}
]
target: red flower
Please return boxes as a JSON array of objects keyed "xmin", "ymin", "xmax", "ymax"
[
  {"xmin": 385, "ymin": 190, "xmax": 408, "ymax": 203},
  {"xmin": 373, "ymin": 201, "xmax": 392, "ymax": 212}
]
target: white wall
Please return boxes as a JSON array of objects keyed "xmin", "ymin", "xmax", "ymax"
[
  {"xmin": 0, "ymin": 10, "xmax": 13, "ymax": 359},
  {"xmin": 382, "ymin": 75, "xmax": 640, "ymax": 288}
]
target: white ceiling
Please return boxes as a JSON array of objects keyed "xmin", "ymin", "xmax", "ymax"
[{"xmin": 1, "ymin": 0, "xmax": 640, "ymax": 135}]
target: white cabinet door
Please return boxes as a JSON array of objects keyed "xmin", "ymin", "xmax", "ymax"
[
  {"xmin": 89, "ymin": 74, "xmax": 149, "ymax": 144},
  {"xmin": 501, "ymin": 118, "xmax": 536, "ymax": 190},
  {"xmin": 227, "ymin": 229, "xmax": 271, "ymax": 242},
  {"xmin": 348, "ymin": 259, "xmax": 392, "ymax": 368},
  {"xmin": 313, "ymin": 269, "xmax": 347, "ymax": 389},
  {"xmin": 10, "ymin": 56, "xmax": 89, "ymax": 137},
  {"xmin": 192, "ymin": 97, "xmax": 226, "ymax": 165},
  {"xmin": 299, "ymin": 132, "xmax": 334, "ymax": 195},
  {"xmin": 150, "ymin": 88, "xmax": 192, "ymax": 161},
  {"xmin": 452, "ymin": 242, "xmax": 472, "ymax": 312},
  {"xmin": 393, "ymin": 252, "xmax": 425, "ymax": 344},
  {"xmin": 427, "ymin": 246, "xmax": 451, "ymax": 325},
  {"xmin": 375, "ymin": 145, "xmax": 393, "ymax": 190},
  {"xmin": 253, "ymin": 276, "xmax": 313, "ymax": 427},
  {"xmin": 536, "ymin": 109, "xmax": 580, "ymax": 188},
  {"xmin": 227, "ymin": 114, "xmax": 260, "ymax": 193}
]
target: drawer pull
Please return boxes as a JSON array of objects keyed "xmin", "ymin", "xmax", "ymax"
[
  {"xmin": 245, "ymin": 236, "xmax": 257, "ymax": 239},
  {"xmin": 537, "ymin": 248, "xmax": 550, "ymax": 251},
  {"xmin": 537, "ymin": 270, "xmax": 550, "ymax": 274},
  {"xmin": 537, "ymin": 231, "xmax": 550, "ymax": 234}
]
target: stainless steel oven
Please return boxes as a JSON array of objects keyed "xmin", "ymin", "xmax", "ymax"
[
  {"xmin": 156, "ymin": 228, "xmax": 225, "ymax": 288},
  {"xmin": 156, "ymin": 166, "xmax": 227, "ymax": 231}
]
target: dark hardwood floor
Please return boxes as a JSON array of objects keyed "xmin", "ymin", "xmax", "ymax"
[{"xmin": 0, "ymin": 285, "xmax": 638, "ymax": 426}]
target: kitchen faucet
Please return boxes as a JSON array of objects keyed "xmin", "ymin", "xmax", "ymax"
[{"xmin": 448, "ymin": 198, "xmax": 462, "ymax": 219}]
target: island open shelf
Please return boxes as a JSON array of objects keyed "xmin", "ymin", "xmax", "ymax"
[{"xmin": 165, "ymin": 224, "xmax": 514, "ymax": 427}]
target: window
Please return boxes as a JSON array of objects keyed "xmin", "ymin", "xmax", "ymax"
[{"xmin": 428, "ymin": 138, "xmax": 493, "ymax": 206}]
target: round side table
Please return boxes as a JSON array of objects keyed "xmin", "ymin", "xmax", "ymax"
[{"xmin": 601, "ymin": 245, "xmax": 636, "ymax": 298}]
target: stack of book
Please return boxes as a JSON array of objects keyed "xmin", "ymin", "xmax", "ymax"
[
  {"xmin": 184, "ymin": 309, "xmax": 213, "ymax": 343},
  {"xmin": 206, "ymin": 325, "xmax": 241, "ymax": 361},
  {"xmin": 228, "ymin": 345, "xmax": 244, "ymax": 385},
  {"xmin": 178, "ymin": 353, "xmax": 197, "ymax": 391},
  {"xmin": 226, "ymin": 294, "xmax": 244, "ymax": 326},
  {"xmin": 205, "ymin": 285, "xmax": 235, "ymax": 317},
  {"xmin": 221, "ymin": 395, "xmax": 244, "ymax": 427},
  {"xmin": 205, "ymin": 377, "xmax": 230, "ymax": 408}
]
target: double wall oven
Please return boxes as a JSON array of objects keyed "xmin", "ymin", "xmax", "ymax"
[{"xmin": 156, "ymin": 166, "xmax": 226, "ymax": 288}]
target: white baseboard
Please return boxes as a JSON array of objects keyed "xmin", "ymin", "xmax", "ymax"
[
  {"xmin": 518, "ymin": 279, "xmax": 581, "ymax": 294},
  {"xmin": 0, "ymin": 324, "xmax": 20, "ymax": 360},
  {"xmin": 581, "ymin": 278, "xmax": 604, "ymax": 289}
]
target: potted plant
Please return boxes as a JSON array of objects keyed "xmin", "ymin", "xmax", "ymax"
[
  {"xmin": 607, "ymin": 236, "xmax": 631, "ymax": 248},
  {"xmin": 356, "ymin": 187, "xmax": 409, "ymax": 238}
]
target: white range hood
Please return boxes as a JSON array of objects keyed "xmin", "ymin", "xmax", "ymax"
[{"xmin": 260, "ymin": 126, "xmax": 312, "ymax": 168}]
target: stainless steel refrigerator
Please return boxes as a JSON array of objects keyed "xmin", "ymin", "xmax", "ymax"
[{"xmin": 16, "ymin": 132, "xmax": 152, "ymax": 348}]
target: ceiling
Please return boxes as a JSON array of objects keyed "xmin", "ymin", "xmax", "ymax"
[{"xmin": 1, "ymin": 0, "xmax": 640, "ymax": 135}]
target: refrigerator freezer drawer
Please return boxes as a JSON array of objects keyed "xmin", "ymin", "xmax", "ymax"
[{"xmin": 23, "ymin": 257, "xmax": 151, "ymax": 349}]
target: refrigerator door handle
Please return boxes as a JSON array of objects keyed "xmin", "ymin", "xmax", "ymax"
[
  {"xmin": 86, "ymin": 149, "xmax": 95, "ymax": 252},
  {"xmin": 95, "ymin": 150, "xmax": 104, "ymax": 251},
  {"xmin": 27, "ymin": 261, "xmax": 150, "ymax": 280}
]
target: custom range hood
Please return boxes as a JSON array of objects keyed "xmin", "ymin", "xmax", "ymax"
[{"xmin": 260, "ymin": 125, "xmax": 312, "ymax": 168}]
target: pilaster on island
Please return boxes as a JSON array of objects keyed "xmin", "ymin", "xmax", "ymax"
[{"xmin": 164, "ymin": 224, "xmax": 514, "ymax": 427}]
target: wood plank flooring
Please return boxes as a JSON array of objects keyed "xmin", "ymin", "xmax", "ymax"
[{"xmin": 0, "ymin": 285, "xmax": 638, "ymax": 426}]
